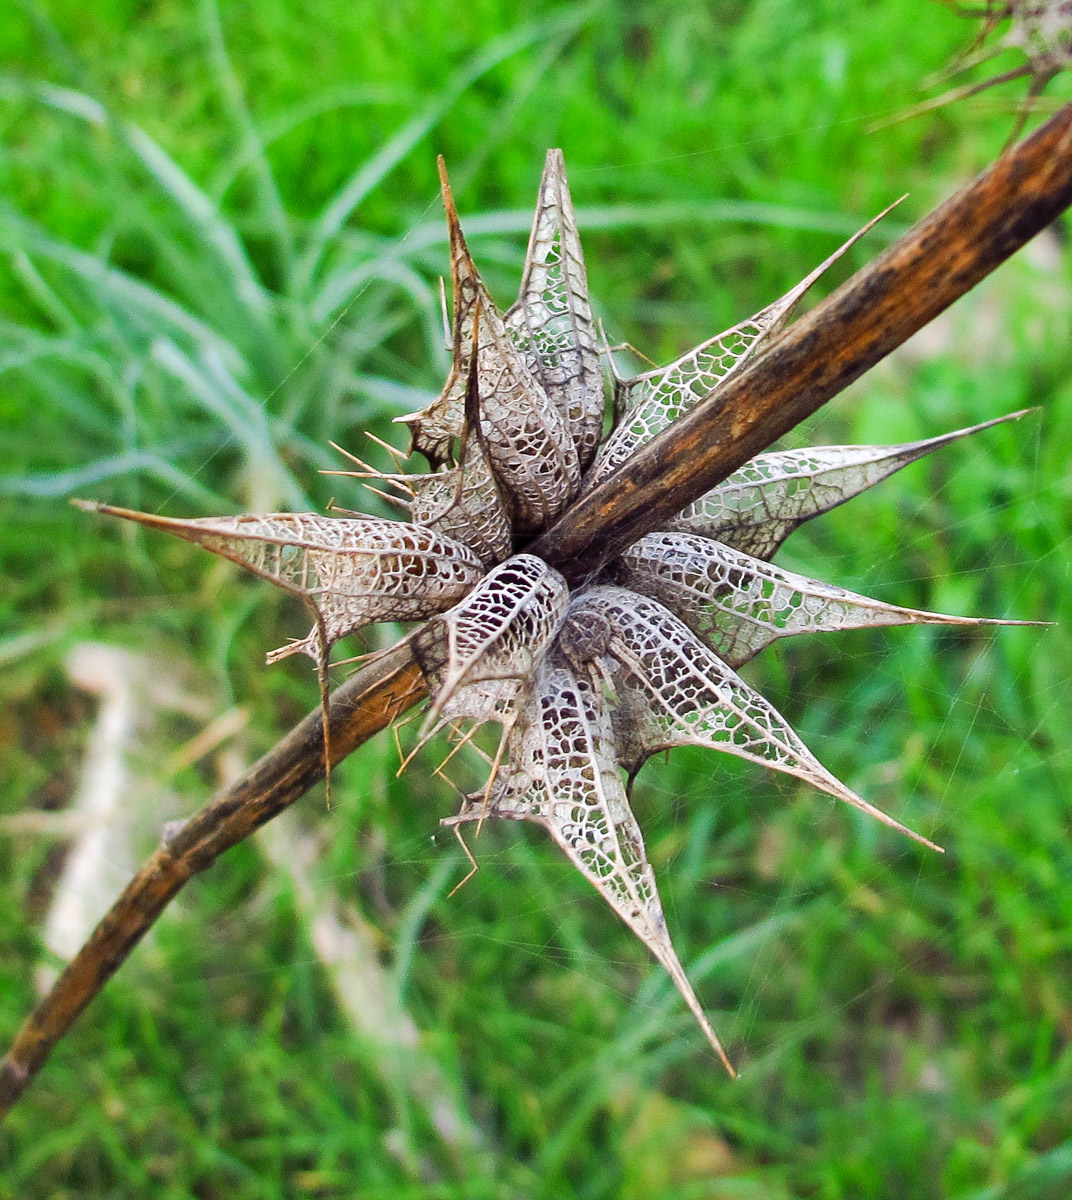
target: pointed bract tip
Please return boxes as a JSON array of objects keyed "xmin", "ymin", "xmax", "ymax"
[
  {"xmin": 904, "ymin": 826, "xmax": 944, "ymax": 854},
  {"xmin": 826, "ymin": 774, "xmax": 944, "ymax": 852},
  {"xmin": 888, "ymin": 825, "xmax": 945, "ymax": 854},
  {"xmin": 917, "ymin": 612, "xmax": 1047, "ymax": 628},
  {"xmin": 979, "ymin": 405, "xmax": 1037, "ymax": 429},
  {"xmin": 70, "ymin": 499, "xmax": 171, "ymax": 528},
  {"xmin": 961, "ymin": 406, "xmax": 1039, "ymax": 432},
  {"xmin": 782, "ymin": 196, "xmax": 906, "ymax": 309},
  {"xmin": 64, "ymin": 500, "xmax": 210, "ymax": 541},
  {"xmin": 437, "ymin": 156, "xmax": 458, "ymax": 222},
  {"xmin": 700, "ymin": 1024, "xmax": 737, "ymax": 1077},
  {"xmin": 684, "ymin": 992, "xmax": 736, "ymax": 1076},
  {"xmin": 880, "ymin": 820, "xmax": 943, "ymax": 853}
]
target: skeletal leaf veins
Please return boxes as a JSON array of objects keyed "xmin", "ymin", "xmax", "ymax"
[{"xmin": 78, "ymin": 150, "xmax": 1034, "ymax": 1075}]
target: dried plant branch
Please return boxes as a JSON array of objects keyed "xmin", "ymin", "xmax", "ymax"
[
  {"xmin": 529, "ymin": 102, "xmax": 1072, "ymax": 575},
  {"xmin": 2, "ymin": 101, "xmax": 1071, "ymax": 1119}
]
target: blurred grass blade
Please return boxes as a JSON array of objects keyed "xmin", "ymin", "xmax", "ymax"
[
  {"xmin": 199, "ymin": 0, "xmax": 295, "ymax": 283},
  {"xmin": 0, "ymin": 215, "xmax": 247, "ymax": 369},
  {"xmin": 1, "ymin": 449, "xmax": 231, "ymax": 507},
  {"xmin": 295, "ymin": 6, "xmax": 596, "ymax": 293},
  {"xmin": 149, "ymin": 339, "xmax": 309, "ymax": 510},
  {"xmin": 3, "ymin": 78, "xmax": 273, "ymax": 327},
  {"xmin": 208, "ymin": 85, "xmax": 397, "ymax": 199},
  {"xmin": 311, "ymin": 255, "xmax": 438, "ymax": 331}
]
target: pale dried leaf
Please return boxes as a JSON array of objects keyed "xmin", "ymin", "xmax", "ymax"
[
  {"xmin": 413, "ymin": 553, "xmax": 568, "ymax": 737},
  {"xmin": 77, "ymin": 504, "xmax": 484, "ymax": 662},
  {"xmin": 395, "ymin": 158, "xmax": 502, "ymax": 467},
  {"xmin": 406, "ymin": 436, "xmax": 513, "ymax": 567},
  {"xmin": 588, "ymin": 207, "xmax": 901, "ymax": 488},
  {"xmin": 505, "ymin": 148, "xmax": 604, "ymax": 471},
  {"xmin": 445, "ymin": 659, "xmax": 734, "ymax": 1072},
  {"xmin": 473, "ymin": 301, "xmax": 581, "ymax": 534},
  {"xmin": 588, "ymin": 316, "xmax": 777, "ymax": 489},
  {"xmin": 397, "ymin": 160, "xmax": 581, "ymax": 531},
  {"xmin": 616, "ymin": 531, "xmax": 1028, "ymax": 667},
  {"xmin": 571, "ymin": 586, "xmax": 941, "ymax": 851},
  {"xmin": 666, "ymin": 411, "xmax": 1031, "ymax": 560}
]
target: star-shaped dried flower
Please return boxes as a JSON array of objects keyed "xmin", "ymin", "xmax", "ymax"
[{"xmin": 77, "ymin": 150, "xmax": 1033, "ymax": 1074}]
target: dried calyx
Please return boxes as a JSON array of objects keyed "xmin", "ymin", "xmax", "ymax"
[{"xmin": 76, "ymin": 150, "xmax": 1038, "ymax": 1074}]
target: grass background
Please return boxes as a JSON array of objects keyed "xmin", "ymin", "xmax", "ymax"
[{"xmin": 1, "ymin": 1, "xmax": 1071, "ymax": 1196}]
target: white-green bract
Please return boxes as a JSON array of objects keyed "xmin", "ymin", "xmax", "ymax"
[{"xmin": 86, "ymin": 151, "xmax": 1032, "ymax": 1074}]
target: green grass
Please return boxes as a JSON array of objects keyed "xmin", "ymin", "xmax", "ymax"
[{"xmin": 2, "ymin": 1, "xmax": 1071, "ymax": 1196}]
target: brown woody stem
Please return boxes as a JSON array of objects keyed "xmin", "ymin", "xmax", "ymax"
[
  {"xmin": 529, "ymin": 103, "xmax": 1072, "ymax": 575},
  {"xmin": 2, "ymin": 101, "xmax": 1070, "ymax": 1120}
]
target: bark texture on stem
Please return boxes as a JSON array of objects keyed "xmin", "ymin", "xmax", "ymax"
[
  {"xmin": 2, "ymin": 102, "xmax": 1070, "ymax": 1120},
  {"xmin": 529, "ymin": 104, "xmax": 1072, "ymax": 575}
]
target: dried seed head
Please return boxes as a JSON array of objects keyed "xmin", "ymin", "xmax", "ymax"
[{"xmin": 77, "ymin": 151, "xmax": 1043, "ymax": 1069}]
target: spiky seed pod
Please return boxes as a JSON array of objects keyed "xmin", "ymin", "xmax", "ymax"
[{"xmin": 81, "ymin": 152, "xmax": 1040, "ymax": 1071}]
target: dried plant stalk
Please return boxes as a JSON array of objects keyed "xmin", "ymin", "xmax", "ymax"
[
  {"xmin": 528, "ymin": 104, "xmax": 1072, "ymax": 575},
  {"xmin": 589, "ymin": 201, "xmax": 902, "ymax": 487}
]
